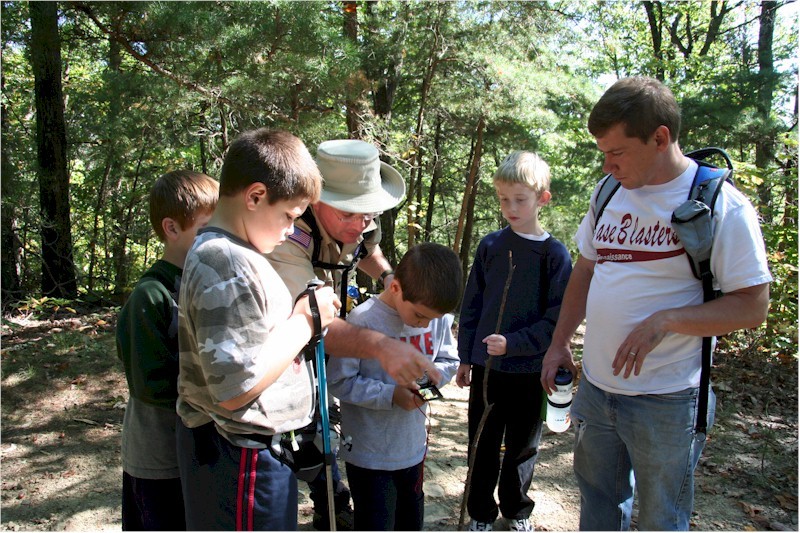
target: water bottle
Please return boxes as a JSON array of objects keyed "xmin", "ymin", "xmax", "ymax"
[
  {"xmin": 545, "ymin": 368, "xmax": 573, "ymax": 432},
  {"xmin": 346, "ymin": 285, "xmax": 360, "ymax": 313}
]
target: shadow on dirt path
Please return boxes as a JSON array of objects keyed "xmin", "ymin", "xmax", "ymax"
[{"xmin": 1, "ymin": 312, "xmax": 797, "ymax": 531}]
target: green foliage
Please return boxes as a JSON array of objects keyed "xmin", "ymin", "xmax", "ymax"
[
  {"xmin": 1, "ymin": 1, "xmax": 796, "ymax": 364},
  {"xmin": 7, "ymin": 296, "xmax": 80, "ymax": 319},
  {"xmin": 760, "ymin": 134, "xmax": 798, "ymax": 355}
]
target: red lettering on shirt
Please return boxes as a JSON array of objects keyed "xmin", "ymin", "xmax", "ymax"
[
  {"xmin": 595, "ymin": 213, "xmax": 681, "ymax": 249},
  {"xmin": 398, "ymin": 331, "xmax": 435, "ymax": 356}
]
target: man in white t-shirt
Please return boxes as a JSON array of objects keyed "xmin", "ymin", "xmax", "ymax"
[{"xmin": 541, "ymin": 77, "xmax": 771, "ymax": 531}]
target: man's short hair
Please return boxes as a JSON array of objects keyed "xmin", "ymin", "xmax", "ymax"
[
  {"xmin": 219, "ymin": 128, "xmax": 322, "ymax": 204},
  {"xmin": 588, "ymin": 76, "xmax": 682, "ymax": 143},
  {"xmin": 394, "ymin": 242, "xmax": 463, "ymax": 313},
  {"xmin": 149, "ymin": 170, "xmax": 219, "ymax": 242},
  {"xmin": 493, "ymin": 151, "xmax": 551, "ymax": 195}
]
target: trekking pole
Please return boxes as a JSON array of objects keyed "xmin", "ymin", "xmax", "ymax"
[
  {"xmin": 459, "ymin": 251, "xmax": 515, "ymax": 530},
  {"xmin": 307, "ymin": 279, "xmax": 338, "ymax": 532},
  {"xmin": 316, "ymin": 337, "xmax": 337, "ymax": 532}
]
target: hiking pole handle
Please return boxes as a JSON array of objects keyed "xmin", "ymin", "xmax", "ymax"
[{"xmin": 305, "ymin": 278, "xmax": 329, "ymax": 339}]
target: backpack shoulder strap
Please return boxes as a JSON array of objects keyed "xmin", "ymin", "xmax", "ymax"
[
  {"xmin": 593, "ymin": 174, "xmax": 621, "ymax": 228},
  {"xmin": 686, "ymin": 146, "xmax": 734, "ymax": 210},
  {"xmin": 689, "ymin": 165, "xmax": 732, "ymax": 215},
  {"xmin": 299, "ymin": 208, "xmax": 323, "ymax": 266},
  {"xmin": 685, "ymin": 146, "xmax": 734, "ymax": 172},
  {"xmin": 593, "ymin": 147, "xmax": 733, "ymax": 228},
  {"xmin": 682, "ymin": 148, "xmax": 734, "ymax": 436}
]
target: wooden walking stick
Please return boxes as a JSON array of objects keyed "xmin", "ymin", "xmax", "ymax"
[{"xmin": 459, "ymin": 251, "xmax": 515, "ymax": 530}]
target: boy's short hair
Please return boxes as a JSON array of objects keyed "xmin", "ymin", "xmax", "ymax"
[
  {"xmin": 493, "ymin": 151, "xmax": 551, "ymax": 195},
  {"xmin": 588, "ymin": 76, "xmax": 682, "ymax": 144},
  {"xmin": 394, "ymin": 242, "xmax": 463, "ymax": 314},
  {"xmin": 149, "ymin": 170, "xmax": 219, "ymax": 242},
  {"xmin": 219, "ymin": 128, "xmax": 322, "ymax": 204}
]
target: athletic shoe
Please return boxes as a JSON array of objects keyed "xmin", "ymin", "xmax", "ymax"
[
  {"xmin": 507, "ymin": 517, "xmax": 533, "ymax": 531},
  {"xmin": 469, "ymin": 519, "xmax": 494, "ymax": 531}
]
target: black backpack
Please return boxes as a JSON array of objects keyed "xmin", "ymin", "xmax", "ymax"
[{"xmin": 591, "ymin": 147, "xmax": 735, "ymax": 435}]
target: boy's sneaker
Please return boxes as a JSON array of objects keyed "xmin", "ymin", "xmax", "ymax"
[
  {"xmin": 507, "ymin": 517, "xmax": 533, "ymax": 531},
  {"xmin": 469, "ymin": 519, "xmax": 494, "ymax": 531}
]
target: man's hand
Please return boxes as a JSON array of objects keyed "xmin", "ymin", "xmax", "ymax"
[
  {"xmin": 325, "ymin": 320, "xmax": 442, "ymax": 388},
  {"xmin": 611, "ymin": 311, "xmax": 668, "ymax": 378},
  {"xmin": 393, "ymin": 386, "xmax": 425, "ymax": 411},
  {"xmin": 540, "ymin": 254, "xmax": 591, "ymax": 394},
  {"xmin": 455, "ymin": 363, "xmax": 471, "ymax": 388},
  {"xmin": 608, "ymin": 283, "xmax": 770, "ymax": 379},
  {"xmin": 376, "ymin": 337, "xmax": 442, "ymax": 388},
  {"xmin": 541, "ymin": 344, "xmax": 577, "ymax": 395},
  {"xmin": 482, "ymin": 334, "xmax": 507, "ymax": 356}
]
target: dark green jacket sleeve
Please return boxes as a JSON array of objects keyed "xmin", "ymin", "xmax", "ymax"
[{"xmin": 116, "ymin": 262, "xmax": 181, "ymax": 409}]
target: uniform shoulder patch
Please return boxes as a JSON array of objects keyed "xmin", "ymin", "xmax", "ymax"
[{"xmin": 288, "ymin": 226, "xmax": 312, "ymax": 249}]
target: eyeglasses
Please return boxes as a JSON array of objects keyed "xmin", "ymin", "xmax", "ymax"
[{"xmin": 333, "ymin": 210, "xmax": 382, "ymax": 225}]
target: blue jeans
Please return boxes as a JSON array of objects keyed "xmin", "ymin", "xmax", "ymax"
[{"xmin": 571, "ymin": 379, "xmax": 715, "ymax": 531}]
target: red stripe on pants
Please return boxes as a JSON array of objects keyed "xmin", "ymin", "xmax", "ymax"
[
  {"xmin": 236, "ymin": 449, "xmax": 247, "ymax": 530},
  {"xmin": 247, "ymin": 449, "xmax": 257, "ymax": 530}
]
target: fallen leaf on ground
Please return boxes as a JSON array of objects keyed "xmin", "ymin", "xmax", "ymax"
[
  {"xmin": 775, "ymin": 493, "xmax": 798, "ymax": 511},
  {"xmin": 739, "ymin": 500, "xmax": 764, "ymax": 517}
]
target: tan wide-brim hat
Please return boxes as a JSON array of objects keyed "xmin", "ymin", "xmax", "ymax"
[{"xmin": 315, "ymin": 139, "xmax": 406, "ymax": 213}]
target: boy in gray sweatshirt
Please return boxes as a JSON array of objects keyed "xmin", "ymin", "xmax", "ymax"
[{"xmin": 327, "ymin": 242, "xmax": 462, "ymax": 530}]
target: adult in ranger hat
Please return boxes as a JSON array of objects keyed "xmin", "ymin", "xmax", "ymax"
[{"xmin": 267, "ymin": 139, "xmax": 442, "ymax": 530}]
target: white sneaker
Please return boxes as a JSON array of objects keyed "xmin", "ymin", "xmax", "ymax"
[
  {"xmin": 507, "ymin": 518, "xmax": 533, "ymax": 531},
  {"xmin": 469, "ymin": 519, "xmax": 494, "ymax": 531}
]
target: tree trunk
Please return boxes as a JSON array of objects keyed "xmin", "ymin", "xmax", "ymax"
[
  {"xmin": 360, "ymin": 1, "xmax": 409, "ymax": 270},
  {"xmin": 343, "ymin": 0, "xmax": 364, "ymax": 138},
  {"xmin": 460, "ymin": 172, "xmax": 480, "ymax": 278},
  {"xmin": 112, "ymin": 140, "xmax": 147, "ymax": 294},
  {"xmin": 454, "ymin": 117, "xmax": 485, "ymax": 257},
  {"xmin": 643, "ymin": 2, "xmax": 665, "ymax": 81},
  {"xmin": 87, "ymin": 34, "xmax": 121, "ymax": 294},
  {"xmin": 406, "ymin": 3, "xmax": 445, "ymax": 249},
  {"xmin": 424, "ymin": 115, "xmax": 443, "ymax": 242},
  {"xmin": 755, "ymin": 0, "xmax": 777, "ymax": 221},
  {"xmin": 30, "ymin": 1, "xmax": 78, "ymax": 298},
  {"xmin": 778, "ymin": 84, "xmax": 797, "ymax": 253},
  {"xmin": 1, "ymin": 71, "xmax": 22, "ymax": 307}
]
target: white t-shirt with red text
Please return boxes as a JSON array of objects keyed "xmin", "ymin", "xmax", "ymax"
[{"xmin": 575, "ymin": 159, "xmax": 772, "ymax": 395}]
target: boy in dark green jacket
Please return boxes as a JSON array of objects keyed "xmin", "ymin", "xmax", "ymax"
[{"xmin": 116, "ymin": 170, "xmax": 218, "ymax": 530}]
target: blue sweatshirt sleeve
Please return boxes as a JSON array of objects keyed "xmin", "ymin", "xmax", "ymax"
[
  {"xmin": 327, "ymin": 355, "xmax": 396, "ymax": 411},
  {"xmin": 457, "ymin": 241, "xmax": 487, "ymax": 364}
]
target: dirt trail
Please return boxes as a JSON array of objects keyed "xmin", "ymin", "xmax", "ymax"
[{"xmin": 1, "ymin": 313, "xmax": 797, "ymax": 531}]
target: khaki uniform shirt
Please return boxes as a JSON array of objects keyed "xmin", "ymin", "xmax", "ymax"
[{"xmin": 267, "ymin": 211, "xmax": 382, "ymax": 301}]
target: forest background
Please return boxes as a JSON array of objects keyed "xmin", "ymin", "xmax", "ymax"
[
  {"xmin": 1, "ymin": 0, "xmax": 797, "ymax": 318},
  {"xmin": 0, "ymin": 0, "xmax": 798, "ymax": 530}
]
